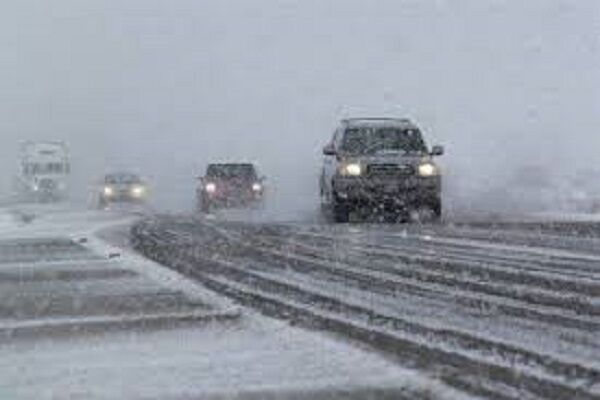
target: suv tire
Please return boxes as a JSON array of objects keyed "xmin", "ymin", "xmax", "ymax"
[
  {"xmin": 431, "ymin": 198, "xmax": 442, "ymax": 221},
  {"xmin": 199, "ymin": 198, "xmax": 211, "ymax": 214},
  {"xmin": 332, "ymin": 200, "xmax": 350, "ymax": 223}
]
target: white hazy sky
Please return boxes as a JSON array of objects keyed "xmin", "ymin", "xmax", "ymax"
[{"xmin": 1, "ymin": 0, "xmax": 598, "ymax": 211}]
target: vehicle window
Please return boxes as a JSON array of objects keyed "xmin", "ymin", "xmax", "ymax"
[
  {"xmin": 207, "ymin": 164, "xmax": 257, "ymax": 179},
  {"xmin": 340, "ymin": 128, "xmax": 426, "ymax": 155},
  {"xmin": 105, "ymin": 174, "xmax": 141, "ymax": 184},
  {"xmin": 24, "ymin": 163, "xmax": 65, "ymax": 175},
  {"xmin": 332, "ymin": 128, "xmax": 341, "ymax": 147}
]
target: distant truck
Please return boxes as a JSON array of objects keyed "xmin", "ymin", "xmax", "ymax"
[{"xmin": 14, "ymin": 141, "xmax": 70, "ymax": 203}]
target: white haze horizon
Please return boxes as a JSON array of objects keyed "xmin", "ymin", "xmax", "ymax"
[{"xmin": 1, "ymin": 0, "xmax": 598, "ymax": 217}]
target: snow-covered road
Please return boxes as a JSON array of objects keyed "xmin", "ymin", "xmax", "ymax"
[
  {"xmin": 0, "ymin": 206, "xmax": 460, "ymax": 400},
  {"xmin": 132, "ymin": 214, "xmax": 600, "ymax": 400}
]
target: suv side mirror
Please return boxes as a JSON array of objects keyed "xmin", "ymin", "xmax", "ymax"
[
  {"xmin": 431, "ymin": 145, "xmax": 444, "ymax": 156},
  {"xmin": 323, "ymin": 144, "xmax": 336, "ymax": 156}
]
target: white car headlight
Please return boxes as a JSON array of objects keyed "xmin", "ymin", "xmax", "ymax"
[
  {"xmin": 252, "ymin": 183, "xmax": 262, "ymax": 192},
  {"xmin": 131, "ymin": 186, "xmax": 146, "ymax": 197},
  {"xmin": 340, "ymin": 163, "xmax": 362, "ymax": 177},
  {"xmin": 205, "ymin": 183, "xmax": 216, "ymax": 193},
  {"xmin": 418, "ymin": 163, "xmax": 438, "ymax": 177},
  {"xmin": 103, "ymin": 186, "xmax": 114, "ymax": 196}
]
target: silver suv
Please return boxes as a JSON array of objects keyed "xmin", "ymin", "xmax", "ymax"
[{"xmin": 320, "ymin": 118, "xmax": 444, "ymax": 222}]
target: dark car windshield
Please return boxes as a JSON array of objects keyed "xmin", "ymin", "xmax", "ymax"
[
  {"xmin": 105, "ymin": 174, "xmax": 142, "ymax": 185},
  {"xmin": 206, "ymin": 164, "xmax": 257, "ymax": 179},
  {"xmin": 340, "ymin": 127, "xmax": 427, "ymax": 155}
]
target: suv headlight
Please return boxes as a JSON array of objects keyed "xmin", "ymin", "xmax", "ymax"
[
  {"xmin": 205, "ymin": 183, "xmax": 216, "ymax": 193},
  {"xmin": 131, "ymin": 185, "xmax": 146, "ymax": 197},
  {"xmin": 103, "ymin": 186, "xmax": 114, "ymax": 196},
  {"xmin": 339, "ymin": 163, "xmax": 362, "ymax": 177},
  {"xmin": 418, "ymin": 162, "xmax": 439, "ymax": 177}
]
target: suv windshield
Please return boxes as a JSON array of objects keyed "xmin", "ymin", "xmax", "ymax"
[
  {"xmin": 340, "ymin": 127, "xmax": 427, "ymax": 155},
  {"xmin": 105, "ymin": 174, "xmax": 142, "ymax": 185},
  {"xmin": 207, "ymin": 164, "xmax": 257, "ymax": 179}
]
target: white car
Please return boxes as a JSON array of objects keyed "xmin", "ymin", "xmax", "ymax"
[{"xmin": 98, "ymin": 173, "xmax": 149, "ymax": 208}]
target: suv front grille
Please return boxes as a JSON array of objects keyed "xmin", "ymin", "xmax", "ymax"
[
  {"xmin": 367, "ymin": 164, "xmax": 414, "ymax": 177},
  {"xmin": 39, "ymin": 179, "xmax": 56, "ymax": 190}
]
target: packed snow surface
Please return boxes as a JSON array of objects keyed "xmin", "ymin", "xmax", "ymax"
[{"xmin": 0, "ymin": 205, "xmax": 462, "ymax": 400}]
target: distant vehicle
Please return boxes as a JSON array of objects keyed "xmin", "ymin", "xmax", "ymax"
[
  {"xmin": 14, "ymin": 141, "xmax": 71, "ymax": 203},
  {"xmin": 320, "ymin": 118, "xmax": 444, "ymax": 223},
  {"xmin": 98, "ymin": 172, "xmax": 149, "ymax": 208},
  {"xmin": 197, "ymin": 163, "xmax": 265, "ymax": 213}
]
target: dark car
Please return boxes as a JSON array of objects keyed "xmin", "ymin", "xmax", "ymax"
[
  {"xmin": 320, "ymin": 118, "xmax": 444, "ymax": 223},
  {"xmin": 98, "ymin": 172, "xmax": 149, "ymax": 208},
  {"xmin": 197, "ymin": 163, "xmax": 265, "ymax": 213}
]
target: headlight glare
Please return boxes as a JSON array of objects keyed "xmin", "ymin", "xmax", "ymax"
[
  {"xmin": 205, "ymin": 183, "xmax": 216, "ymax": 193},
  {"xmin": 103, "ymin": 186, "xmax": 114, "ymax": 196},
  {"xmin": 131, "ymin": 186, "xmax": 146, "ymax": 197},
  {"xmin": 341, "ymin": 163, "xmax": 362, "ymax": 176},
  {"xmin": 418, "ymin": 163, "xmax": 438, "ymax": 177},
  {"xmin": 252, "ymin": 183, "xmax": 262, "ymax": 192}
]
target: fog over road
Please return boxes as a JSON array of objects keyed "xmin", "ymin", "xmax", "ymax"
[{"xmin": 1, "ymin": 1, "xmax": 599, "ymax": 215}]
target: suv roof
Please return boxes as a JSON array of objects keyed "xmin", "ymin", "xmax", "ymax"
[
  {"xmin": 341, "ymin": 118, "xmax": 419, "ymax": 129},
  {"xmin": 206, "ymin": 163, "xmax": 257, "ymax": 178},
  {"xmin": 207, "ymin": 162, "xmax": 255, "ymax": 167}
]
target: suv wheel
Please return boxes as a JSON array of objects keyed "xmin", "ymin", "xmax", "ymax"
[
  {"xmin": 431, "ymin": 199, "xmax": 443, "ymax": 221},
  {"xmin": 199, "ymin": 198, "xmax": 211, "ymax": 213},
  {"xmin": 332, "ymin": 201, "xmax": 350, "ymax": 223},
  {"xmin": 98, "ymin": 198, "xmax": 108, "ymax": 210}
]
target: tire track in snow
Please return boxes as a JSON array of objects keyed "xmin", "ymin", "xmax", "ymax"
[{"xmin": 131, "ymin": 217, "xmax": 600, "ymax": 400}]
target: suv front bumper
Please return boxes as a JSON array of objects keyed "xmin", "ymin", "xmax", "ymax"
[
  {"xmin": 333, "ymin": 176, "xmax": 441, "ymax": 208},
  {"xmin": 201, "ymin": 191, "xmax": 264, "ymax": 206}
]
